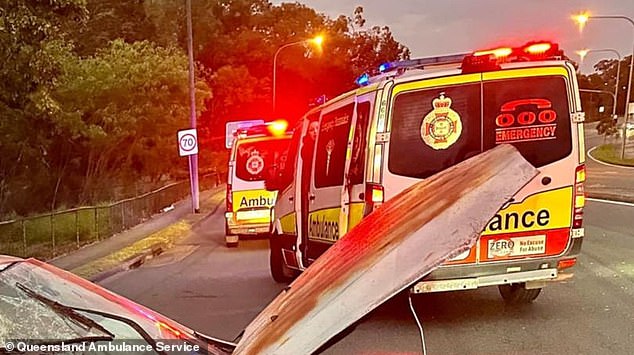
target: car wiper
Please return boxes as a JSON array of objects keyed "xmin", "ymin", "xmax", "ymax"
[{"xmin": 16, "ymin": 282, "xmax": 115, "ymax": 339}]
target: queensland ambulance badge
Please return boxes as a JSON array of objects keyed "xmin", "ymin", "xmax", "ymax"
[
  {"xmin": 420, "ymin": 93, "xmax": 462, "ymax": 150},
  {"xmin": 246, "ymin": 150, "xmax": 264, "ymax": 175}
]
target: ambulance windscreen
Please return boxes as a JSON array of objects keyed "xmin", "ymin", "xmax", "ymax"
[{"xmin": 235, "ymin": 138, "xmax": 291, "ymax": 182}]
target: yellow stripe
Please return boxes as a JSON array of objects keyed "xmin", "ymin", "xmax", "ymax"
[
  {"xmin": 356, "ymin": 84, "xmax": 379, "ymax": 95},
  {"xmin": 232, "ymin": 189, "xmax": 277, "ymax": 214},
  {"xmin": 308, "ymin": 207, "xmax": 341, "ymax": 242},
  {"xmin": 348, "ymin": 203, "xmax": 365, "ymax": 230},
  {"xmin": 391, "ymin": 73, "xmax": 481, "ymax": 97},
  {"xmin": 482, "ymin": 187, "xmax": 572, "ymax": 235},
  {"xmin": 481, "ymin": 66, "xmax": 569, "ymax": 81},
  {"xmin": 279, "ymin": 212, "xmax": 297, "ymax": 234},
  {"xmin": 236, "ymin": 134, "xmax": 291, "ymax": 145}
]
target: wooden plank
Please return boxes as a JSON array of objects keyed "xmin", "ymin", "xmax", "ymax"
[{"xmin": 234, "ymin": 144, "xmax": 538, "ymax": 355}]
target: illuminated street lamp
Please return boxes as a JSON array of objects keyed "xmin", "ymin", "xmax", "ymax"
[
  {"xmin": 576, "ymin": 48, "xmax": 622, "ymax": 121},
  {"xmin": 573, "ymin": 12, "xmax": 634, "ymax": 159},
  {"xmin": 273, "ymin": 35, "xmax": 324, "ymax": 113}
]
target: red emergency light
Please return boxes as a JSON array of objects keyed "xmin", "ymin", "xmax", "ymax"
[
  {"xmin": 236, "ymin": 119, "xmax": 290, "ymax": 138},
  {"xmin": 267, "ymin": 120, "xmax": 288, "ymax": 136},
  {"xmin": 462, "ymin": 41, "xmax": 563, "ymax": 74}
]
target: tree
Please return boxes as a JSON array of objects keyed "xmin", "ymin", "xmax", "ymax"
[
  {"xmin": 579, "ymin": 55, "xmax": 634, "ymax": 136},
  {"xmin": 0, "ymin": 0, "xmax": 87, "ymax": 215},
  {"xmin": 69, "ymin": 0, "xmax": 158, "ymax": 56},
  {"xmin": 52, "ymin": 39, "xmax": 212, "ymax": 203}
]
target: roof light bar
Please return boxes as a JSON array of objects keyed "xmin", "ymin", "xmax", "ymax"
[
  {"xmin": 474, "ymin": 47, "xmax": 513, "ymax": 58},
  {"xmin": 525, "ymin": 42, "xmax": 552, "ymax": 54},
  {"xmin": 378, "ymin": 62, "xmax": 392, "ymax": 73},
  {"xmin": 463, "ymin": 41, "xmax": 562, "ymax": 74}
]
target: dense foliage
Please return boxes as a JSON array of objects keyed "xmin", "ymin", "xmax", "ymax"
[{"xmin": 0, "ymin": 0, "xmax": 408, "ymax": 217}]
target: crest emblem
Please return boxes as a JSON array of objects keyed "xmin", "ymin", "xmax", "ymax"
[
  {"xmin": 246, "ymin": 150, "xmax": 264, "ymax": 175},
  {"xmin": 421, "ymin": 93, "xmax": 462, "ymax": 150}
]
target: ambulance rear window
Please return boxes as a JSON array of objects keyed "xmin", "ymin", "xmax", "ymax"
[
  {"xmin": 389, "ymin": 83, "xmax": 482, "ymax": 179},
  {"xmin": 389, "ymin": 75, "xmax": 573, "ymax": 179},
  {"xmin": 482, "ymin": 76, "xmax": 572, "ymax": 167},
  {"xmin": 235, "ymin": 138, "xmax": 290, "ymax": 182}
]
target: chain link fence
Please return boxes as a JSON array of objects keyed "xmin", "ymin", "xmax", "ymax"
[{"xmin": 0, "ymin": 173, "xmax": 223, "ymax": 260}]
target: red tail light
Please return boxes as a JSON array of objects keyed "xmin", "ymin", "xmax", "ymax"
[
  {"xmin": 226, "ymin": 184, "xmax": 233, "ymax": 211},
  {"xmin": 364, "ymin": 183, "xmax": 384, "ymax": 215},
  {"xmin": 573, "ymin": 165, "xmax": 585, "ymax": 228}
]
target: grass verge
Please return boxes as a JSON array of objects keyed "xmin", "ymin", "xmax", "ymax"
[
  {"xmin": 71, "ymin": 220, "xmax": 192, "ymax": 279},
  {"xmin": 591, "ymin": 144, "xmax": 634, "ymax": 167}
]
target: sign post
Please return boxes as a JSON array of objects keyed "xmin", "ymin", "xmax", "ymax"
[{"xmin": 178, "ymin": 128, "xmax": 199, "ymax": 213}]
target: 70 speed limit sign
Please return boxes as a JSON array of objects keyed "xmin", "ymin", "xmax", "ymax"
[{"xmin": 177, "ymin": 128, "xmax": 198, "ymax": 156}]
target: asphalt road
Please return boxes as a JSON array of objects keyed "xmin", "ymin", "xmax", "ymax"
[
  {"xmin": 584, "ymin": 124, "xmax": 634, "ymax": 200},
  {"xmin": 101, "ymin": 198, "xmax": 634, "ymax": 355},
  {"xmin": 101, "ymin": 125, "xmax": 634, "ymax": 354}
]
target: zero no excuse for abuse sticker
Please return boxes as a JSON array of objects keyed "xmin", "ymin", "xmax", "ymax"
[{"xmin": 421, "ymin": 93, "xmax": 463, "ymax": 150}]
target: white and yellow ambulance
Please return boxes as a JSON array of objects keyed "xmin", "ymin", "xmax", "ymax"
[
  {"xmin": 268, "ymin": 41, "xmax": 586, "ymax": 303},
  {"xmin": 225, "ymin": 122, "xmax": 291, "ymax": 247}
]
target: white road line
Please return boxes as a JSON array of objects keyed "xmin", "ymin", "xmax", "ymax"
[
  {"xmin": 587, "ymin": 197, "xmax": 634, "ymax": 207},
  {"xmin": 586, "ymin": 146, "xmax": 634, "ymax": 170}
]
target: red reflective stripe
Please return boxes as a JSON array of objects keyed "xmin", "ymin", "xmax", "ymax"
[{"xmin": 478, "ymin": 227, "xmax": 570, "ymax": 262}]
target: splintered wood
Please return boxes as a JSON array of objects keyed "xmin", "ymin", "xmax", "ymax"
[{"xmin": 234, "ymin": 144, "xmax": 538, "ymax": 355}]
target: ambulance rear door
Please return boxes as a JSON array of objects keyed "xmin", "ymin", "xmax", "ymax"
[{"xmin": 306, "ymin": 98, "xmax": 354, "ymax": 264}]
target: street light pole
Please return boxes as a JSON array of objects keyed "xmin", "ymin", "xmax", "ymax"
[
  {"xmin": 186, "ymin": 0, "xmax": 200, "ymax": 213},
  {"xmin": 574, "ymin": 13, "xmax": 634, "ymax": 159},
  {"xmin": 272, "ymin": 36, "xmax": 323, "ymax": 114},
  {"xmin": 273, "ymin": 41, "xmax": 305, "ymax": 114}
]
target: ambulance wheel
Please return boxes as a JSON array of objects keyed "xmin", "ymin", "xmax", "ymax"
[
  {"xmin": 269, "ymin": 236, "xmax": 294, "ymax": 283},
  {"xmin": 498, "ymin": 283, "xmax": 541, "ymax": 304}
]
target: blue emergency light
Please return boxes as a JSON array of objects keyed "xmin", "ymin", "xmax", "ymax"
[
  {"xmin": 355, "ymin": 73, "xmax": 370, "ymax": 86},
  {"xmin": 378, "ymin": 62, "xmax": 392, "ymax": 73}
]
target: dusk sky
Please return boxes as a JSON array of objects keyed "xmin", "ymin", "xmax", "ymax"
[{"xmin": 273, "ymin": 0, "xmax": 634, "ymax": 74}]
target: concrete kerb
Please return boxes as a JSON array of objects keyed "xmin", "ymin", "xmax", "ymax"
[{"xmin": 86, "ymin": 189, "xmax": 225, "ymax": 282}]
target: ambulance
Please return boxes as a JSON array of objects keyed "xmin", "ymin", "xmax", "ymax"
[
  {"xmin": 225, "ymin": 121, "xmax": 291, "ymax": 247},
  {"xmin": 267, "ymin": 41, "xmax": 586, "ymax": 303}
]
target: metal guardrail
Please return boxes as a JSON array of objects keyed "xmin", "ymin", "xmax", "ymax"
[{"xmin": 0, "ymin": 173, "xmax": 224, "ymax": 260}]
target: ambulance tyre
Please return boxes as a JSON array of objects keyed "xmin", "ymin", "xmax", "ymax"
[
  {"xmin": 498, "ymin": 283, "xmax": 542, "ymax": 304},
  {"xmin": 269, "ymin": 235, "xmax": 294, "ymax": 283}
]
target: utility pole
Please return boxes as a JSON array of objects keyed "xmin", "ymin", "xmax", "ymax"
[{"xmin": 186, "ymin": 0, "xmax": 200, "ymax": 213}]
